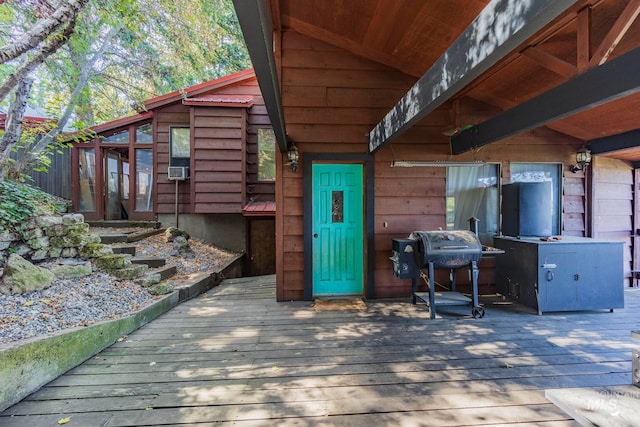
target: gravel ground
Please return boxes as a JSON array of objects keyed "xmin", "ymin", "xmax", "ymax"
[{"xmin": 0, "ymin": 230, "xmax": 238, "ymax": 345}]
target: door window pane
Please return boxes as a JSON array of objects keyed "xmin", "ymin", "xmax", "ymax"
[
  {"xmin": 510, "ymin": 163, "xmax": 561, "ymax": 235},
  {"xmin": 331, "ymin": 190, "xmax": 344, "ymax": 223},
  {"xmin": 446, "ymin": 164, "xmax": 499, "ymax": 245},
  {"xmin": 135, "ymin": 149, "xmax": 153, "ymax": 211},
  {"xmin": 78, "ymin": 148, "xmax": 96, "ymax": 211}
]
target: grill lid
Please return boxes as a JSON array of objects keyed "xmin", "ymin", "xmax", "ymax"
[{"xmin": 409, "ymin": 230, "xmax": 482, "ymax": 269}]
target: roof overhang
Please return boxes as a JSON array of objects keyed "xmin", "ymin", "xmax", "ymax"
[
  {"xmin": 91, "ymin": 111, "xmax": 153, "ymax": 134},
  {"xmin": 451, "ymin": 46, "xmax": 640, "ymax": 154},
  {"xmin": 143, "ymin": 69, "xmax": 257, "ymax": 110},
  {"xmin": 232, "ymin": 0, "xmax": 288, "ymax": 153},
  {"xmin": 183, "ymin": 95, "xmax": 255, "ymax": 108}
]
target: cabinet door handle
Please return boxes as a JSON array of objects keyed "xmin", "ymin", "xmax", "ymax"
[{"xmin": 546, "ymin": 270, "xmax": 554, "ymax": 282}]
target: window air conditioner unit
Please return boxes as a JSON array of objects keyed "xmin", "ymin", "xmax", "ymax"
[{"xmin": 167, "ymin": 166, "xmax": 189, "ymax": 181}]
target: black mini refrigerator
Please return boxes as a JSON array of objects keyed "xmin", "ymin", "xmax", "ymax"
[{"xmin": 502, "ymin": 181, "xmax": 552, "ymax": 237}]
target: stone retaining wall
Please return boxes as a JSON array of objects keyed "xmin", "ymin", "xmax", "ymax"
[{"xmin": 0, "ymin": 214, "xmax": 100, "ymax": 269}]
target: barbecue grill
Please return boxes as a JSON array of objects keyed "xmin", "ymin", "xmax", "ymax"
[{"xmin": 392, "ymin": 230, "xmax": 485, "ymax": 319}]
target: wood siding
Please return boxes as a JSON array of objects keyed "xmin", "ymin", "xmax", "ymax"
[
  {"xmin": 155, "ymin": 103, "xmax": 192, "ymax": 215},
  {"xmin": 215, "ymin": 78, "xmax": 274, "ymax": 204},
  {"xmin": 192, "ymin": 107, "xmax": 245, "ymax": 213},
  {"xmin": 277, "ymin": 31, "xmax": 586, "ymax": 301},
  {"xmin": 592, "ymin": 156, "xmax": 633, "ymax": 280}
]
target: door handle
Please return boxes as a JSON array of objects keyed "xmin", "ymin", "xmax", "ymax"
[{"xmin": 313, "ymin": 233, "xmax": 318, "ymax": 238}]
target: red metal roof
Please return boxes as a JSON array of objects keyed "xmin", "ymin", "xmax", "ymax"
[
  {"xmin": 144, "ymin": 69, "xmax": 256, "ymax": 110},
  {"xmin": 183, "ymin": 95, "xmax": 254, "ymax": 108},
  {"xmin": 242, "ymin": 200, "xmax": 276, "ymax": 217}
]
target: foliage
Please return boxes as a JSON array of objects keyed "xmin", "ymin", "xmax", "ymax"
[
  {"xmin": 0, "ymin": 0, "xmax": 250, "ymax": 179},
  {"xmin": 0, "ymin": 181, "xmax": 64, "ymax": 232}
]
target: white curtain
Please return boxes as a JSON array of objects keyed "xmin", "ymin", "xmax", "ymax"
[{"xmin": 447, "ymin": 165, "xmax": 498, "ymax": 244}]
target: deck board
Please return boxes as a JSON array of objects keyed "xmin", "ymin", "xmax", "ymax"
[{"xmin": 2, "ymin": 277, "xmax": 639, "ymax": 426}]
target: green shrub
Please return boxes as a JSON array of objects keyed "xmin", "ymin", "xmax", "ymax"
[{"xmin": 0, "ymin": 181, "xmax": 62, "ymax": 233}]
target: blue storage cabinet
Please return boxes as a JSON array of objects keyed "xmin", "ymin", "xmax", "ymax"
[{"xmin": 494, "ymin": 236, "xmax": 624, "ymax": 314}]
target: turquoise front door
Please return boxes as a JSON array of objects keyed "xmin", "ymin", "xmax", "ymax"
[{"xmin": 312, "ymin": 163, "xmax": 364, "ymax": 296}]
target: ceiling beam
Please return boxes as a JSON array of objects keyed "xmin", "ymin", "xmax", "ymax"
[
  {"xmin": 368, "ymin": 0, "xmax": 578, "ymax": 154},
  {"xmin": 232, "ymin": 0, "xmax": 288, "ymax": 152},
  {"xmin": 451, "ymin": 46, "xmax": 640, "ymax": 155},
  {"xmin": 520, "ymin": 46, "xmax": 577, "ymax": 78},
  {"xmin": 590, "ymin": 0, "xmax": 640, "ymax": 66},
  {"xmin": 587, "ymin": 129, "xmax": 640, "ymax": 154}
]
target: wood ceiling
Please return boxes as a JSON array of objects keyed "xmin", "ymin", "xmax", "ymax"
[{"xmin": 272, "ymin": 0, "xmax": 640, "ymax": 162}]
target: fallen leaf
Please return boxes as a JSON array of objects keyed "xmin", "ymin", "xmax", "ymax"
[
  {"xmin": 23, "ymin": 301, "xmax": 34, "ymax": 307},
  {"xmin": 149, "ymin": 361, "xmax": 156, "ymax": 366},
  {"xmin": 272, "ymin": 366, "xmax": 280, "ymax": 371},
  {"xmin": 58, "ymin": 416, "xmax": 71, "ymax": 424},
  {"xmin": 39, "ymin": 298, "xmax": 52, "ymax": 306},
  {"xmin": 504, "ymin": 362, "xmax": 513, "ymax": 369},
  {"xmin": 145, "ymin": 406, "xmax": 153, "ymax": 411}
]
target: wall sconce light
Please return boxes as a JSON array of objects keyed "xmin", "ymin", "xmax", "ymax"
[
  {"xmin": 287, "ymin": 143, "xmax": 299, "ymax": 172},
  {"xmin": 571, "ymin": 147, "xmax": 592, "ymax": 173}
]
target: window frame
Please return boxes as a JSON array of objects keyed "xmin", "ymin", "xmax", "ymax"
[
  {"xmin": 257, "ymin": 127, "xmax": 276, "ymax": 182},
  {"xmin": 169, "ymin": 126, "xmax": 191, "ymax": 167},
  {"xmin": 445, "ymin": 163, "xmax": 501, "ymax": 246}
]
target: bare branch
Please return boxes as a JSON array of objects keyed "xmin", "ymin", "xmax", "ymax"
[{"xmin": 0, "ymin": 0, "xmax": 87, "ymax": 65}]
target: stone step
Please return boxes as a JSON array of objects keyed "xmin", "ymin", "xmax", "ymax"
[
  {"xmin": 110, "ymin": 263, "xmax": 149, "ymax": 280},
  {"xmin": 111, "ymin": 245, "xmax": 136, "ymax": 256},
  {"xmin": 95, "ymin": 254, "xmax": 131, "ymax": 270},
  {"xmin": 154, "ymin": 264, "xmax": 177, "ymax": 281},
  {"xmin": 99, "ymin": 233, "xmax": 128, "ymax": 244},
  {"xmin": 135, "ymin": 264, "xmax": 177, "ymax": 287},
  {"xmin": 126, "ymin": 228, "xmax": 165, "ymax": 243},
  {"xmin": 131, "ymin": 257, "xmax": 165, "ymax": 268}
]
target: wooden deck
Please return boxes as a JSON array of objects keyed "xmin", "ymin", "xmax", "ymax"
[{"xmin": 2, "ymin": 275, "xmax": 639, "ymax": 426}]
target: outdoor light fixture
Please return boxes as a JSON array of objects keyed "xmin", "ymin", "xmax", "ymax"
[
  {"xmin": 287, "ymin": 143, "xmax": 299, "ymax": 172},
  {"xmin": 571, "ymin": 147, "xmax": 592, "ymax": 173},
  {"xmin": 391, "ymin": 160, "xmax": 485, "ymax": 167}
]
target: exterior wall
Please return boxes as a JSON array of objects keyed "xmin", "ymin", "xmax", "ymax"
[
  {"xmin": 157, "ymin": 213, "xmax": 246, "ymax": 253},
  {"xmin": 155, "ymin": 103, "xmax": 191, "ymax": 215},
  {"xmin": 215, "ymin": 79, "xmax": 274, "ymax": 203},
  {"xmin": 192, "ymin": 107, "xmax": 245, "ymax": 213},
  {"xmin": 277, "ymin": 31, "xmax": 585, "ymax": 301},
  {"xmin": 591, "ymin": 156, "xmax": 633, "ymax": 281}
]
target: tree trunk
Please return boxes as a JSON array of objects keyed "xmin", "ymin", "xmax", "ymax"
[
  {"xmin": 0, "ymin": 0, "xmax": 87, "ymax": 65},
  {"xmin": 0, "ymin": 20, "xmax": 76, "ymax": 103},
  {"xmin": 0, "ymin": 79, "xmax": 34, "ymax": 181}
]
